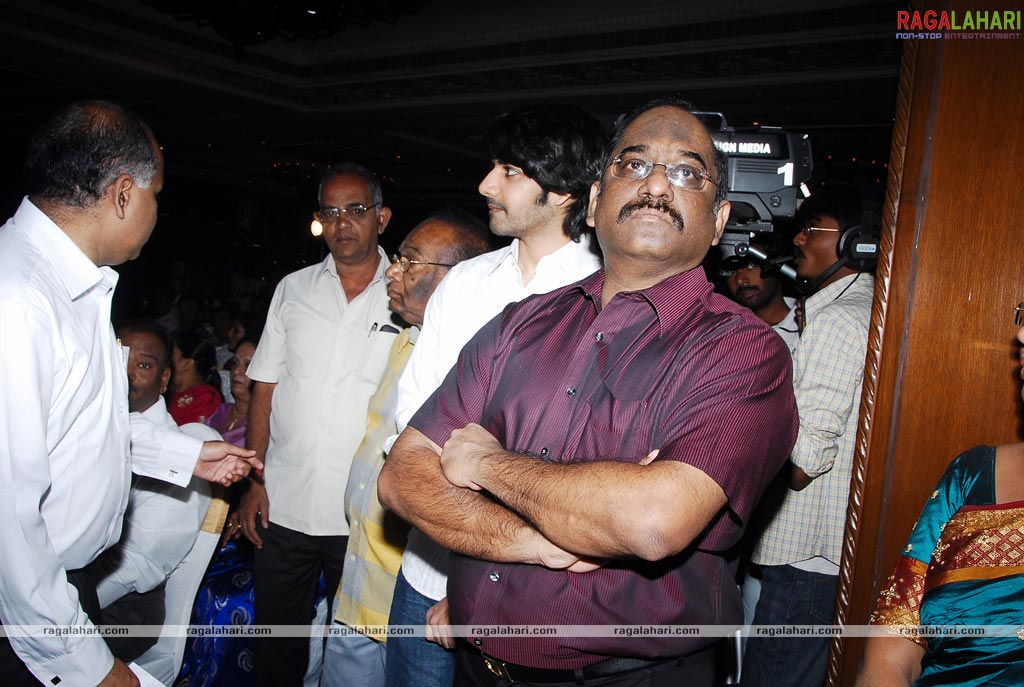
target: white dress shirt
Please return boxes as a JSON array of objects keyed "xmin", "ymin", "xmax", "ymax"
[
  {"xmin": 248, "ymin": 248, "xmax": 395, "ymax": 536},
  {"xmin": 95, "ymin": 400, "xmax": 220, "ymax": 608},
  {"xmin": 0, "ymin": 198, "xmax": 201, "ymax": 687},
  {"xmin": 394, "ymin": 234, "xmax": 601, "ymax": 600}
]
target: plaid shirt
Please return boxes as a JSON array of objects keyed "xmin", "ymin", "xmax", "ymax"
[
  {"xmin": 333, "ymin": 328, "xmax": 415, "ymax": 640},
  {"xmin": 752, "ymin": 273, "xmax": 874, "ymax": 567}
]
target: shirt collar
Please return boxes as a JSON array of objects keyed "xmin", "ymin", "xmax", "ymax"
[
  {"xmin": 139, "ymin": 397, "xmax": 172, "ymax": 425},
  {"xmin": 318, "ymin": 245, "xmax": 390, "ymax": 285},
  {"xmin": 805, "ymin": 272, "xmax": 872, "ymax": 314},
  {"xmin": 16, "ymin": 197, "xmax": 117, "ymax": 300},
  {"xmin": 485, "ymin": 232, "xmax": 598, "ymax": 279},
  {"xmin": 573, "ymin": 266, "xmax": 712, "ymax": 333}
]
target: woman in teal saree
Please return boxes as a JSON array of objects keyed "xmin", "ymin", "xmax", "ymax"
[{"xmin": 857, "ymin": 326, "xmax": 1024, "ymax": 686}]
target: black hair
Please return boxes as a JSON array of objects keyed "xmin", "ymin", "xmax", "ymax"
[
  {"xmin": 483, "ymin": 103, "xmax": 607, "ymax": 241},
  {"xmin": 115, "ymin": 320, "xmax": 173, "ymax": 368},
  {"xmin": 319, "ymin": 162, "xmax": 383, "ymax": 207},
  {"xmin": 795, "ymin": 184, "xmax": 882, "ymax": 234},
  {"xmin": 172, "ymin": 328, "xmax": 222, "ymax": 393},
  {"xmin": 418, "ymin": 208, "xmax": 493, "ymax": 264},
  {"xmin": 606, "ymin": 97, "xmax": 729, "ymax": 210},
  {"xmin": 24, "ymin": 100, "xmax": 159, "ymax": 208}
]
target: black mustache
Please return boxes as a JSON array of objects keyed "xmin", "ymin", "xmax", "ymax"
[{"xmin": 616, "ymin": 199, "xmax": 685, "ymax": 232}]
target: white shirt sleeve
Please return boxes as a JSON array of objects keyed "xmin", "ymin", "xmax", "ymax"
[
  {"xmin": 129, "ymin": 413, "xmax": 202, "ymax": 487},
  {"xmin": 96, "ymin": 423, "xmax": 220, "ymax": 607},
  {"xmin": 395, "ymin": 272, "xmax": 450, "ymax": 432},
  {"xmin": 247, "ymin": 280, "xmax": 287, "ymax": 384},
  {"xmin": 0, "ymin": 298, "xmax": 113, "ymax": 686}
]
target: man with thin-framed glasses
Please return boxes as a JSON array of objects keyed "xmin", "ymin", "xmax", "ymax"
[
  {"xmin": 381, "ymin": 98, "xmax": 797, "ymax": 687},
  {"xmin": 744, "ymin": 184, "xmax": 879, "ymax": 687},
  {"xmin": 320, "ymin": 209, "xmax": 491, "ymax": 687},
  {"xmin": 238, "ymin": 163, "xmax": 397, "ymax": 687}
]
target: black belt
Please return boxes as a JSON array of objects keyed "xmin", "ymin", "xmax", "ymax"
[{"xmin": 477, "ymin": 651, "xmax": 675, "ymax": 683}]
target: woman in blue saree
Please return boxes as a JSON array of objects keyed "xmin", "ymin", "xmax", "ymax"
[{"xmin": 857, "ymin": 326, "xmax": 1024, "ymax": 686}]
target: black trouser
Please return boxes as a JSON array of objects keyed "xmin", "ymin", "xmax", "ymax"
[
  {"xmin": 101, "ymin": 583, "xmax": 166, "ymax": 662},
  {"xmin": 253, "ymin": 522, "xmax": 346, "ymax": 687},
  {"xmin": 455, "ymin": 643, "xmax": 716, "ymax": 687},
  {"xmin": 0, "ymin": 568, "xmax": 102, "ymax": 686}
]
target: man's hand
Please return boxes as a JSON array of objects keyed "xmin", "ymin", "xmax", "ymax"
[
  {"xmin": 424, "ymin": 597, "xmax": 456, "ymax": 650},
  {"xmin": 440, "ymin": 423, "xmax": 503, "ymax": 490},
  {"xmin": 238, "ymin": 480, "xmax": 270, "ymax": 548},
  {"xmin": 531, "ymin": 531, "xmax": 605, "ymax": 573},
  {"xmin": 194, "ymin": 441, "xmax": 262, "ymax": 487},
  {"xmin": 96, "ymin": 658, "xmax": 140, "ymax": 687}
]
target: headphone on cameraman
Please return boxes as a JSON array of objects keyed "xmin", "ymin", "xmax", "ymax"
[{"xmin": 836, "ymin": 209, "xmax": 880, "ymax": 272}]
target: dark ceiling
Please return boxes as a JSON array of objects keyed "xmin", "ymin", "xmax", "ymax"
[{"xmin": 0, "ymin": 0, "xmax": 902, "ymax": 310}]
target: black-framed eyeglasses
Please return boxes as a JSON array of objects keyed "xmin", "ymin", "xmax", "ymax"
[
  {"xmin": 314, "ymin": 204, "xmax": 380, "ymax": 223},
  {"xmin": 391, "ymin": 254, "xmax": 456, "ymax": 273},
  {"xmin": 607, "ymin": 155, "xmax": 717, "ymax": 191}
]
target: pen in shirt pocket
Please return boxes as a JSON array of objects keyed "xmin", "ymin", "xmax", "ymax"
[{"xmin": 368, "ymin": 322, "xmax": 378, "ymax": 337}]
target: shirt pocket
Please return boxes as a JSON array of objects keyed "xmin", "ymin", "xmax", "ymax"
[{"xmin": 577, "ymin": 379, "xmax": 651, "ymax": 462}]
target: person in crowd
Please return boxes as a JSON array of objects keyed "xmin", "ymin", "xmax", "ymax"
[
  {"xmin": 0, "ymin": 100, "xmax": 257, "ymax": 687},
  {"xmin": 320, "ymin": 210, "xmax": 491, "ymax": 687},
  {"xmin": 379, "ymin": 98, "xmax": 798, "ymax": 687},
  {"xmin": 94, "ymin": 321, "xmax": 221, "ymax": 662},
  {"xmin": 386, "ymin": 103, "xmax": 607, "ymax": 687},
  {"xmin": 237, "ymin": 163, "xmax": 397, "ymax": 686},
  {"xmin": 856, "ymin": 325, "xmax": 1024, "ymax": 687},
  {"xmin": 168, "ymin": 328, "xmax": 223, "ymax": 425},
  {"xmin": 743, "ymin": 185, "xmax": 879, "ymax": 687},
  {"xmin": 176, "ymin": 338, "xmax": 263, "ymax": 687},
  {"xmin": 206, "ymin": 338, "xmax": 259, "ymax": 446},
  {"xmin": 719, "ymin": 231, "xmax": 801, "ymax": 652},
  {"xmin": 721, "ymin": 232, "xmax": 800, "ymax": 352}
]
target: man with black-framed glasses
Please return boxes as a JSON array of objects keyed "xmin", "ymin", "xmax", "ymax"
[
  {"xmin": 321, "ymin": 209, "xmax": 491, "ymax": 687},
  {"xmin": 238, "ymin": 162, "xmax": 397, "ymax": 687}
]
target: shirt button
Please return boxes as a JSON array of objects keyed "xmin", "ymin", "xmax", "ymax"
[
  {"xmin": 540, "ymin": 448, "xmax": 548, "ymax": 457},
  {"xmin": 595, "ymin": 332, "xmax": 603, "ymax": 341},
  {"xmin": 566, "ymin": 386, "xmax": 576, "ymax": 396},
  {"xmin": 474, "ymin": 639, "xmax": 483, "ymax": 646},
  {"xmin": 489, "ymin": 572, "xmax": 501, "ymax": 582}
]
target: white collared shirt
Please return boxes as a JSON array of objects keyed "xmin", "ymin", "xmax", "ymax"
[
  {"xmin": 248, "ymin": 248, "xmax": 395, "ymax": 535},
  {"xmin": 0, "ymin": 198, "xmax": 201, "ymax": 686},
  {"xmin": 95, "ymin": 399, "xmax": 220, "ymax": 608},
  {"xmin": 394, "ymin": 234, "xmax": 602, "ymax": 600}
]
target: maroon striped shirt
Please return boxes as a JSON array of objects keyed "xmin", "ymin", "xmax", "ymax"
[{"xmin": 412, "ymin": 266, "xmax": 797, "ymax": 667}]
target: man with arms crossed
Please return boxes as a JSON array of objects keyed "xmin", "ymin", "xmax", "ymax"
[
  {"xmin": 386, "ymin": 103, "xmax": 606, "ymax": 687},
  {"xmin": 380, "ymin": 99, "xmax": 798, "ymax": 687},
  {"xmin": 0, "ymin": 101, "xmax": 256, "ymax": 687}
]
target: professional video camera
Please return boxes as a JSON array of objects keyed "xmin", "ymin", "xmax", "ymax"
[{"xmin": 698, "ymin": 113, "xmax": 812, "ymax": 280}]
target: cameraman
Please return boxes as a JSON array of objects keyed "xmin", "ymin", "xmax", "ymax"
[{"xmin": 743, "ymin": 185, "xmax": 878, "ymax": 687}]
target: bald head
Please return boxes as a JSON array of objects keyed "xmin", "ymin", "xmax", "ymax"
[{"xmin": 385, "ymin": 211, "xmax": 491, "ymax": 327}]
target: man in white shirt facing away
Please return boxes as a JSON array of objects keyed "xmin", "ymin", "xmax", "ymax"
[
  {"xmin": 0, "ymin": 100, "xmax": 258, "ymax": 687},
  {"xmin": 386, "ymin": 103, "xmax": 607, "ymax": 687}
]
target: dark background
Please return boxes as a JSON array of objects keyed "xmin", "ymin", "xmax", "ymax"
[{"xmin": 0, "ymin": 0, "xmax": 901, "ymax": 319}]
